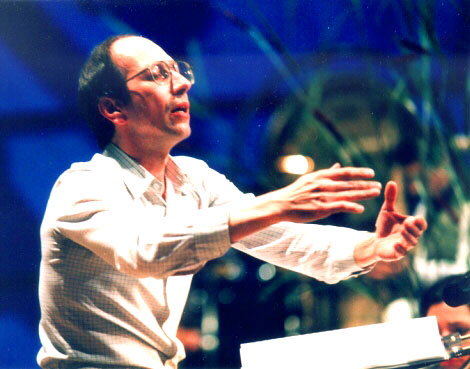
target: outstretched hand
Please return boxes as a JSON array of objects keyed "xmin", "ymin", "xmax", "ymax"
[
  {"xmin": 274, "ymin": 163, "xmax": 383, "ymax": 223},
  {"xmin": 373, "ymin": 181, "xmax": 427, "ymax": 262},
  {"xmin": 229, "ymin": 163, "xmax": 383, "ymax": 242}
]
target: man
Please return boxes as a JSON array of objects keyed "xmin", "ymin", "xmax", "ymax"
[
  {"xmin": 37, "ymin": 34, "xmax": 427, "ymax": 368},
  {"xmin": 420, "ymin": 274, "xmax": 470, "ymax": 369}
]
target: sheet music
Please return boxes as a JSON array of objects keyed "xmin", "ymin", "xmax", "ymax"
[{"xmin": 240, "ymin": 316, "xmax": 448, "ymax": 369}]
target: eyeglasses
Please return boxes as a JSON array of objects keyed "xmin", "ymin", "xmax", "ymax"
[{"xmin": 126, "ymin": 60, "xmax": 195, "ymax": 85}]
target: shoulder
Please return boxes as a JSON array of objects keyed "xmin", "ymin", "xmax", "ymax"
[
  {"xmin": 172, "ymin": 155, "xmax": 212, "ymax": 173},
  {"xmin": 57, "ymin": 153, "xmax": 120, "ymax": 183},
  {"xmin": 49, "ymin": 153, "xmax": 125, "ymax": 201},
  {"xmin": 69, "ymin": 152, "xmax": 122, "ymax": 173},
  {"xmin": 171, "ymin": 156, "xmax": 247, "ymax": 204},
  {"xmin": 171, "ymin": 155, "xmax": 229, "ymax": 184}
]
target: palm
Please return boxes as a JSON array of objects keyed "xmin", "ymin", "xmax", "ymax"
[{"xmin": 376, "ymin": 209, "xmax": 407, "ymax": 238}]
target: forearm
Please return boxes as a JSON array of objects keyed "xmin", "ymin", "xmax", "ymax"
[
  {"xmin": 232, "ymin": 222, "xmax": 374, "ymax": 284},
  {"xmin": 228, "ymin": 191, "xmax": 284, "ymax": 242},
  {"xmin": 228, "ymin": 191, "xmax": 381, "ymax": 280}
]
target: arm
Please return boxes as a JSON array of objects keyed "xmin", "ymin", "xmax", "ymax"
[
  {"xmin": 44, "ymin": 165, "xmax": 236, "ymax": 279},
  {"xmin": 225, "ymin": 164, "xmax": 383, "ymax": 283},
  {"xmin": 229, "ymin": 170, "xmax": 426, "ymax": 280},
  {"xmin": 48, "ymin": 161, "xmax": 379, "ymax": 281}
]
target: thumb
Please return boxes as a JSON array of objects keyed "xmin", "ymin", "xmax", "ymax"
[{"xmin": 382, "ymin": 181, "xmax": 398, "ymax": 212}]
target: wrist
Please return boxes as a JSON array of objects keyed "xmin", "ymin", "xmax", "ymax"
[{"xmin": 354, "ymin": 232, "xmax": 380, "ymax": 268}]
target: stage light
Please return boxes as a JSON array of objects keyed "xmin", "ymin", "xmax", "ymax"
[
  {"xmin": 284, "ymin": 315, "xmax": 300, "ymax": 335},
  {"xmin": 202, "ymin": 313, "xmax": 218, "ymax": 333},
  {"xmin": 257, "ymin": 263, "xmax": 276, "ymax": 282},
  {"xmin": 277, "ymin": 154, "xmax": 314, "ymax": 175},
  {"xmin": 201, "ymin": 334, "xmax": 219, "ymax": 351},
  {"xmin": 453, "ymin": 135, "xmax": 470, "ymax": 151}
]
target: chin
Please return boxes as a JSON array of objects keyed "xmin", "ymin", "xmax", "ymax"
[
  {"xmin": 179, "ymin": 124, "xmax": 191, "ymax": 139},
  {"xmin": 172, "ymin": 125, "xmax": 191, "ymax": 144},
  {"xmin": 167, "ymin": 119, "xmax": 191, "ymax": 136}
]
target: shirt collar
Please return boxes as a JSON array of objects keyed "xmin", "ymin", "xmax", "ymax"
[{"xmin": 102, "ymin": 143, "xmax": 187, "ymax": 200}]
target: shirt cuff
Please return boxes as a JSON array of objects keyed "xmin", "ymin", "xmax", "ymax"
[{"xmin": 328, "ymin": 229, "xmax": 376, "ymax": 278}]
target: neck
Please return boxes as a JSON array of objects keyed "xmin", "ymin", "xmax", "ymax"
[
  {"xmin": 138, "ymin": 154, "xmax": 169, "ymax": 182},
  {"xmin": 112, "ymin": 138, "xmax": 170, "ymax": 182}
]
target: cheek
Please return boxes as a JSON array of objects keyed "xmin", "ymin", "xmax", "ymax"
[
  {"xmin": 141, "ymin": 89, "xmax": 168, "ymax": 111},
  {"xmin": 131, "ymin": 90, "xmax": 167, "ymax": 115},
  {"xmin": 127, "ymin": 93, "xmax": 149, "ymax": 117}
]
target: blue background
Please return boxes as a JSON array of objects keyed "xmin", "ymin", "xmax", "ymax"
[{"xmin": 0, "ymin": 1, "xmax": 469, "ymax": 368}]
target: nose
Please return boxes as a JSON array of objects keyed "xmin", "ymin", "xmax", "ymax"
[{"xmin": 171, "ymin": 70, "xmax": 191, "ymax": 96}]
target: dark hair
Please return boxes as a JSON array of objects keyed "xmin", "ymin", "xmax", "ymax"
[
  {"xmin": 419, "ymin": 274, "xmax": 468, "ymax": 316},
  {"xmin": 78, "ymin": 34, "xmax": 134, "ymax": 149}
]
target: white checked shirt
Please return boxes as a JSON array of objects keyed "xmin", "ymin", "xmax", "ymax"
[{"xmin": 38, "ymin": 144, "xmax": 372, "ymax": 368}]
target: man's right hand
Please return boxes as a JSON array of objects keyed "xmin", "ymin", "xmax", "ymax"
[
  {"xmin": 229, "ymin": 163, "xmax": 382, "ymax": 242},
  {"xmin": 272, "ymin": 163, "xmax": 382, "ymax": 223}
]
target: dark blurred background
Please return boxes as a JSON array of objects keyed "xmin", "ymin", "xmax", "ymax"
[{"xmin": 1, "ymin": 0, "xmax": 470, "ymax": 368}]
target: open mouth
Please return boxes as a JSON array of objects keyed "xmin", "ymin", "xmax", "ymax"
[{"xmin": 171, "ymin": 103, "xmax": 189, "ymax": 114}]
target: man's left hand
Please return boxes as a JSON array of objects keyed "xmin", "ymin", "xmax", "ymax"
[
  {"xmin": 374, "ymin": 181, "xmax": 427, "ymax": 261},
  {"xmin": 355, "ymin": 181, "xmax": 427, "ymax": 267}
]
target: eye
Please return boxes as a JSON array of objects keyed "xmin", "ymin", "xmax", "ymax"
[
  {"xmin": 153, "ymin": 63, "xmax": 170, "ymax": 80},
  {"xmin": 143, "ymin": 69, "xmax": 154, "ymax": 81}
]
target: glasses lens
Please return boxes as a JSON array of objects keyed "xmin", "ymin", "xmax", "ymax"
[
  {"xmin": 176, "ymin": 61, "xmax": 195, "ymax": 84},
  {"xmin": 150, "ymin": 63, "xmax": 170, "ymax": 83},
  {"xmin": 149, "ymin": 61, "xmax": 195, "ymax": 85}
]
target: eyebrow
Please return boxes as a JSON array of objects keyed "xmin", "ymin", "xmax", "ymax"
[{"xmin": 126, "ymin": 61, "xmax": 172, "ymax": 82}]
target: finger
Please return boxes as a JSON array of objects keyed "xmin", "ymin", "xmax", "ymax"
[
  {"xmin": 403, "ymin": 217, "xmax": 426, "ymax": 238},
  {"xmin": 400, "ymin": 229, "xmax": 418, "ymax": 246},
  {"xmin": 313, "ymin": 188, "xmax": 382, "ymax": 202},
  {"xmin": 316, "ymin": 167, "xmax": 376, "ymax": 180},
  {"xmin": 394, "ymin": 244, "xmax": 409, "ymax": 257},
  {"xmin": 381, "ymin": 181, "xmax": 398, "ymax": 212},
  {"xmin": 330, "ymin": 162, "xmax": 341, "ymax": 169},
  {"xmin": 319, "ymin": 201, "xmax": 365, "ymax": 214},
  {"xmin": 413, "ymin": 216, "xmax": 428, "ymax": 231},
  {"xmin": 312, "ymin": 180, "xmax": 382, "ymax": 192},
  {"xmin": 335, "ymin": 188, "xmax": 382, "ymax": 201}
]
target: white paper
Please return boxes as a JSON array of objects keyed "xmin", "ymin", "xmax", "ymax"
[{"xmin": 240, "ymin": 316, "xmax": 448, "ymax": 369}]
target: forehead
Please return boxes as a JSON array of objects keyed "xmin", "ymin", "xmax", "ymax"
[{"xmin": 110, "ymin": 36, "xmax": 172, "ymax": 74}]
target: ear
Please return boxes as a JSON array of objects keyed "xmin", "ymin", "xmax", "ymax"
[{"xmin": 98, "ymin": 97, "xmax": 127, "ymax": 126}]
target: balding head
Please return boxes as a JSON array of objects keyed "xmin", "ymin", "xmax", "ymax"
[{"xmin": 110, "ymin": 36, "xmax": 173, "ymax": 81}]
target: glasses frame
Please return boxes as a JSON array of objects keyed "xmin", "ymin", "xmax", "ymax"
[{"xmin": 126, "ymin": 60, "xmax": 194, "ymax": 85}]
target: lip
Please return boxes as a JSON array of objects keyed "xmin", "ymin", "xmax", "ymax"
[{"xmin": 170, "ymin": 101, "xmax": 190, "ymax": 115}]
